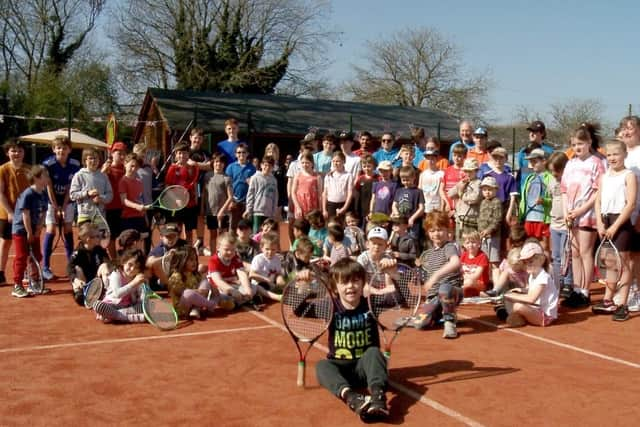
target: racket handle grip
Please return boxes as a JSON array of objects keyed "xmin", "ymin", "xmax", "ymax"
[
  {"xmin": 383, "ymin": 351, "xmax": 391, "ymax": 360},
  {"xmin": 297, "ymin": 361, "xmax": 305, "ymax": 387}
]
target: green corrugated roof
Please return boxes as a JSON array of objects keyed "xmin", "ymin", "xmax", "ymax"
[{"xmin": 145, "ymin": 88, "xmax": 461, "ymax": 139}]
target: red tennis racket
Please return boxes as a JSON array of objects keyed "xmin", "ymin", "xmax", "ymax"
[{"xmin": 281, "ymin": 269, "xmax": 334, "ymax": 387}]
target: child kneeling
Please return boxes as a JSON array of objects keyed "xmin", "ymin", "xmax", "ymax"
[{"xmin": 412, "ymin": 211, "xmax": 463, "ymax": 339}]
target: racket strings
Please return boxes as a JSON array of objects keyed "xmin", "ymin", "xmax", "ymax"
[
  {"xmin": 159, "ymin": 186, "xmax": 189, "ymax": 210},
  {"xmin": 368, "ymin": 266, "xmax": 422, "ymax": 330},
  {"xmin": 144, "ymin": 298, "xmax": 177, "ymax": 329},
  {"xmin": 282, "ymin": 279, "xmax": 333, "ymax": 340}
]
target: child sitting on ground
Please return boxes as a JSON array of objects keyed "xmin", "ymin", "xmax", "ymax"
[
  {"xmin": 235, "ymin": 219, "xmax": 260, "ymax": 267},
  {"xmin": 68, "ymin": 222, "xmax": 111, "ymax": 306},
  {"xmin": 412, "ymin": 211, "xmax": 463, "ymax": 339},
  {"xmin": 316, "ymin": 258, "xmax": 390, "ymax": 421},
  {"xmin": 93, "ymin": 249, "xmax": 147, "ymax": 324},
  {"xmin": 324, "ymin": 223, "xmax": 351, "ymax": 266},
  {"xmin": 388, "ymin": 215, "xmax": 417, "ymax": 265},
  {"xmin": 167, "ymin": 246, "xmax": 228, "ymax": 320},
  {"xmin": 460, "ymin": 231, "xmax": 490, "ymax": 298},
  {"xmin": 356, "ymin": 226, "xmax": 396, "ymax": 278},
  {"xmin": 306, "ymin": 210, "xmax": 326, "ymax": 257},
  {"xmin": 252, "ymin": 218, "xmax": 277, "ymax": 244},
  {"xmin": 344, "ymin": 211, "xmax": 366, "ymax": 256},
  {"xmin": 249, "ymin": 232, "xmax": 284, "ymax": 298},
  {"xmin": 502, "ymin": 240, "xmax": 558, "ymax": 327}
]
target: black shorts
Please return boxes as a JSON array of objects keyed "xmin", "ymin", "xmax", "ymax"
[
  {"xmin": 602, "ymin": 214, "xmax": 634, "ymax": 252},
  {"xmin": 0, "ymin": 219, "xmax": 11, "ymax": 240},
  {"xmin": 121, "ymin": 216, "xmax": 149, "ymax": 235},
  {"xmin": 174, "ymin": 206, "xmax": 199, "ymax": 231},
  {"xmin": 206, "ymin": 214, "xmax": 229, "ymax": 231},
  {"xmin": 630, "ymin": 228, "xmax": 640, "ymax": 253},
  {"xmin": 106, "ymin": 209, "xmax": 123, "ymax": 239}
]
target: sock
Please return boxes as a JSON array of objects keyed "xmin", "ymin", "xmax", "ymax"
[
  {"xmin": 42, "ymin": 232, "xmax": 54, "ymax": 268},
  {"xmin": 64, "ymin": 232, "xmax": 74, "ymax": 259}
]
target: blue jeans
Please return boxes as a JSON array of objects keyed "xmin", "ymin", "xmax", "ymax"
[{"xmin": 550, "ymin": 228, "xmax": 573, "ymax": 287}]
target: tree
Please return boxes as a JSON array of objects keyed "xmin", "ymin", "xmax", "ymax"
[
  {"xmin": 112, "ymin": 0, "xmax": 333, "ymax": 98},
  {"xmin": 346, "ymin": 27, "xmax": 492, "ymax": 120}
]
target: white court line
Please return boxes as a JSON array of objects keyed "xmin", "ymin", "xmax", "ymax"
[
  {"xmin": 459, "ymin": 314, "xmax": 640, "ymax": 369},
  {"xmin": 0, "ymin": 324, "xmax": 276, "ymax": 354},
  {"xmin": 246, "ymin": 309, "xmax": 486, "ymax": 427}
]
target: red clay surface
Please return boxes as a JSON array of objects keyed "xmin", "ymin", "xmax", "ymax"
[{"xmin": 2, "ymin": 239, "xmax": 639, "ymax": 426}]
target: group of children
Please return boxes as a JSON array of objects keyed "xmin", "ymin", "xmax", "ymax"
[{"xmin": 3, "ymin": 115, "xmax": 640, "ymax": 422}]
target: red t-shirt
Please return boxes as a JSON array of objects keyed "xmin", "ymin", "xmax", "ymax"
[
  {"xmin": 443, "ymin": 165, "xmax": 466, "ymax": 209},
  {"xmin": 461, "ymin": 250, "xmax": 489, "ymax": 290},
  {"xmin": 207, "ymin": 253, "xmax": 244, "ymax": 281},
  {"xmin": 118, "ymin": 175, "xmax": 145, "ymax": 219},
  {"xmin": 105, "ymin": 163, "xmax": 125, "ymax": 210}
]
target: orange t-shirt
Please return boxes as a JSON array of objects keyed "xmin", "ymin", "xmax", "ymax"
[
  {"xmin": 418, "ymin": 156, "xmax": 449, "ymax": 172},
  {"xmin": 0, "ymin": 162, "xmax": 31, "ymax": 220},
  {"xmin": 466, "ymin": 150, "xmax": 490, "ymax": 165}
]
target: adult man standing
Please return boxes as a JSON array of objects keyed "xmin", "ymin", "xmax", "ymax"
[
  {"xmin": 516, "ymin": 120, "xmax": 555, "ymax": 191},
  {"xmin": 448, "ymin": 121, "xmax": 475, "ymax": 163}
]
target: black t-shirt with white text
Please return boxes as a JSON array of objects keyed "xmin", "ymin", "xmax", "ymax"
[{"xmin": 327, "ymin": 297, "xmax": 380, "ymax": 360}]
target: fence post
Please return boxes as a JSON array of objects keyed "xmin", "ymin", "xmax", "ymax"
[{"xmin": 512, "ymin": 127, "xmax": 516, "ymax": 170}]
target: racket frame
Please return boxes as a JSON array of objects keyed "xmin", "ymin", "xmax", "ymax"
[
  {"xmin": 90, "ymin": 207, "xmax": 111, "ymax": 249},
  {"xmin": 26, "ymin": 245, "xmax": 44, "ymax": 294},
  {"xmin": 83, "ymin": 277, "xmax": 104, "ymax": 309},
  {"xmin": 281, "ymin": 272, "xmax": 334, "ymax": 387},
  {"xmin": 148, "ymin": 185, "xmax": 190, "ymax": 212},
  {"xmin": 367, "ymin": 263, "xmax": 422, "ymax": 358},
  {"xmin": 141, "ymin": 283, "xmax": 178, "ymax": 330},
  {"xmin": 594, "ymin": 237, "xmax": 622, "ymax": 286}
]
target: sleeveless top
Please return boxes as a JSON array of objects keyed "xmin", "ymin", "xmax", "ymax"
[{"xmin": 600, "ymin": 169, "xmax": 632, "ymax": 215}]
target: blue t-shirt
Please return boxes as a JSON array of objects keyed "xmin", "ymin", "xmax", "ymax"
[
  {"xmin": 216, "ymin": 140, "xmax": 241, "ymax": 164},
  {"xmin": 393, "ymin": 187, "xmax": 424, "ymax": 217},
  {"xmin": 42, "ymin": 155, "xmax": 81, "ymax": 205},
  {"xmin": 516, "ymin": 143, "xmax": 554, "ymax": 192},
  {"xmin": 372, "ymin": 180, "xmax": 398, "ymax": 215},
  {"xmin": 372, "ymin": 148, "xmax": 401, "ymax": 169},
  {"xmin": 225, "ymin": 162, "xmax": 256, "ymax": 202},
  {"xmin": 12, "ymin": 187, "xmax": 48, "ymax": 235}
]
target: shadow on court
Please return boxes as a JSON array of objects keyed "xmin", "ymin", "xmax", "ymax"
[{"xmin": 386, "ymin": 359, "xmax": 519, "ymax": 422}]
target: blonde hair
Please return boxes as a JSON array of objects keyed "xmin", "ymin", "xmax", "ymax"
[
  {"xmin": 217, "ymin": 232, "xmax": 237, "ymax": 248},
  {"xmin": 462, "ymin": 230, "xmax": 481, "ymax": 243}
]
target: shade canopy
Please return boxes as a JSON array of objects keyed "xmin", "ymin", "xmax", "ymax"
[{"xmin": 19, "ymin": 128, "xmax": 108, "ymax": 150}]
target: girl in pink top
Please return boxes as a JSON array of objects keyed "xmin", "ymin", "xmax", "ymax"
[
  {"xmin": 560, "ymin": 123, "xmax": 606, "ymax": 307},
  {"xmin": 291, "ymin": 152, "xmax": 322, "ymax": 219}
]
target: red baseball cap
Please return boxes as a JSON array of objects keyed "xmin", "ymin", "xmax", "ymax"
[{"xmin": 110, "ymin": 141, "xmax": 128, "ymax": 152}]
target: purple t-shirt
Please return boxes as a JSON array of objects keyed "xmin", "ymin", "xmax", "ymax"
[
  {"xmin": 372, "ymin": 180, "xmax": 398, "ymax": 215},
  {"xmin": 481, "ymin": 169, "xmax": 517, "ymax": 203}
]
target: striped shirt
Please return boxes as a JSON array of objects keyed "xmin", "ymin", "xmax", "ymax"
[{"xmin": 419, "ymin": 242, "xmax": 462, "ymax": 297}]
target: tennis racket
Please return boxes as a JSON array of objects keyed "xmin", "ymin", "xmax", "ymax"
[
  {"xmin": 89, "ymin": 207, "xmax": 111, "ymax": 248},
  {"xmin": 560, "ymin": 225, "xmax": 573, "ymax": 276},
  {"xmin": 594, "ymin": 238, "xmax": 622, "ymax": 286},
  {"xmin": 281, "ymin": 269, "xmax": 334, "ymax": 387},
  {"xmin": 26, "ymin": 245, "xmax": 44, "ymax": 294},
  {"xmin": 367, "ymin": 263, "xmax": 422, "ymax": 358},
  {"xmin": 141, "ymin": 283, "xmax": 179, "ymax": 330},
  {"xmin": 460, "ymin": 295, "xmax": 504, "ymax": 305},
  {"xmin": 145, "ymin": 185, "xmax": 190, "ymax": 213},
  {"xmin": 83, "ymin": 277, "xmax": 104, "ymax": 309},
  {"xmin": 522, "ymin": 174, "xmax": 545, "ymax": 220}
]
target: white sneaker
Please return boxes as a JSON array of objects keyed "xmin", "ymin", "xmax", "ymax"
[
  {"xmin": 627, "ymin": 289, "xmax": 640, "ymax": 312},
  {"xmin": 189, "ymin": 308, "xmax": 201, "ymax": 319},
  {"xmin": 442, "ymin": 321, "xmax": 458, "ymax": 339}
]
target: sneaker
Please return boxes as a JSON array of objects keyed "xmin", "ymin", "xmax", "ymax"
[
  {"xmin": 442, "ymin": 320, "xmax": 458, "ymax": 339},
  {"xmin": 561, "ymin": 291, "xmax": 590, "ymax": 308},
  {"xmin": 27, "ymin": 286, "xmax": 51, "ymax": 295},
  {"xmin": 345, "ymin": 391, "xmax": 371, "ymax": 418},
  {"xmin": 560, "ymin": 285, "xmax": 573, "ymax": 299},
  {"xmin": 42, "ymin": 267, "xmax": 55, "ymax": 281},
  {"xmin": 627, "ymin": 290, "xmax": 640, "ymax": 313},
  {"xmin": 189, "ymin": 308, "xmax": 202, "ymax": 319},
  {"xmin": 366, "ymin": 386, "xmax": 389, "ymax": 420},
  {"xmin": 0, "ymin": 271, "xmax": 5, "ymax": 284},
  {"xmin": 11, "ymin": 284, "xmax": 29, "ymax": 298},
  {"xmin": 591, "ymin": 300, "xmax": 617, "ymax": 314},
  {"xmin": 494, "ymin": 305, "xmax": 508, "ymax": 321},
  {"xmin": 73, "ymin": 289, "xmax": 85, "ymax": 306},
  {"xmin": 393, "ymin": 316, "xmax": 413, "ymax": 328},
  {"xmin": 506, "ymin": 312, "xmax": 527, "ymax": 327},
  {"xmin": 612, "ymin": 305, "xmax": 630, "ymax": 322},
  {"xmin": 410, "ymin": 313, "xmax": 432, "ymax": 330}
]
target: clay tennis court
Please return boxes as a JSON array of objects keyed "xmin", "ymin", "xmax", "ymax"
[{"xmin": 2, "ymin": 239, "xmax": 638, "ymax": 427}]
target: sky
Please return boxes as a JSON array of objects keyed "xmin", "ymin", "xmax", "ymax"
[{"xmin": 323, "ymin": 0, "xmax": 640, "ymax": 126}]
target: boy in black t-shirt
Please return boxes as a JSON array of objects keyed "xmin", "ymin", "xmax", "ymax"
[
  {"xmin": 68, "ymin": 222, "xmax": 110, "ymax": 305},
  {"xmin": 315, "ymin": 258, "xmax": 389, "ymax": 421}
]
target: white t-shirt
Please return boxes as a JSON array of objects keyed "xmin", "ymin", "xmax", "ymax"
[
  {"xmin": 624, "ymin": 145, "xmax": 640, "ymax": 224},
  {"xmin": 529, "ymin": 269, "xmax": 558, "ymax": 319},
  {"xmin": 250, "ymin": 253, "xmax": 282, "ymax": 285},
  {"xmin": 344, "ymin": 153, "xmax": 362, "ymax": 179}
]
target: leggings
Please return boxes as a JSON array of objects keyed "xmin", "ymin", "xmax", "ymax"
[{"xmin": 417, "ymin": 282, "xmax": 462, "ymax": 326}]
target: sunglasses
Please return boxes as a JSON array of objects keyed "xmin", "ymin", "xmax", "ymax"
[{"xmin": 236, "ymin": 151, "xmax": 247, "ymax": 154}]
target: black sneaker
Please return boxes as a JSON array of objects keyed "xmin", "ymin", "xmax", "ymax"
[
  {"xmin": 0, "ymin": 271, "xmax": 6, "ymax": 284},
  {"xmin": 612, "ymin": 305, "xmax": 629, "ymax": 322},
  {"xmin": 366, "ymin": 386, "xmax": 389, "ymax": 420},
  {"xmin": 483, "ymin": 289, "xmax": 499, "ymax": 298},
  {"xmin": 592, "ymin": 300, "xmax": 617, "ymax": 314},
  {"xmin": 561, "ymin": 291, "xmax": 590, "ymax": 308},
  {"xmin": 494, "ymin": 305, "xmax": 508, "ymax": 321},
  {"xmin": 560, "ymin": 285, "xmax": 573, "ymax": 299},
  {"xmin": 345, "ymin": 391, "xmax": 371, "ymax": 419}
]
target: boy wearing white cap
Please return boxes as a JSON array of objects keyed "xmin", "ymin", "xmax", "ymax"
[{"xmin": 357, "ymin": 226, "xmax": 396, "ymax": 279}]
